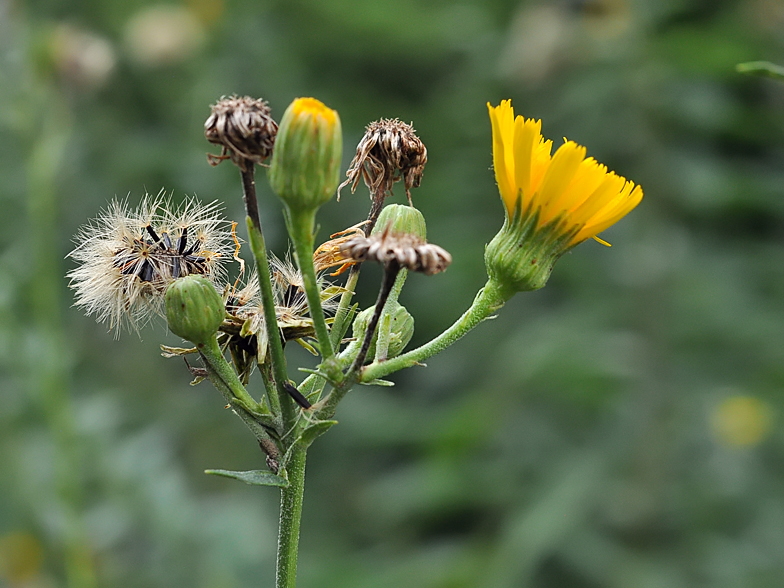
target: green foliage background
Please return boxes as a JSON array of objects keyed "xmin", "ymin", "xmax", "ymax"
[{"xmin": 2, "ymin": 0, "xmax": 784, "ymax": 586}]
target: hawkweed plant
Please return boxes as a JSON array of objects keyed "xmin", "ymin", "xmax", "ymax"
[{"xmin": 68, "ymin": 96, "xmax": 642, "ymax": 588}]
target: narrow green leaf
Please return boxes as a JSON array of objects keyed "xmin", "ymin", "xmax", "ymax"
[
  {"xmin": 360, "ymin": 378, "xmax": 395, "ymax": 387},
  {"xmin": 737, "ymin": 61, "xmax": 784, "ymax": 80},
  {"xmin": 299, "ymin": 420, "xmax": 338, "ymax": 447},
  {"xmin": 205, "ymin": 469, "xmax": 289, "ymax": 487}
]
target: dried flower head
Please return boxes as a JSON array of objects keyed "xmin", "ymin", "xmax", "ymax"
[
  {"xmin": 67, "ymin": 193, "xmax": 233, "ymax": 333},
  {"xmin": 339, "ymin": 118, "xmax": 427, "ymax": 207},
  {"xmin": 205, "ymin": 96, "xmax": 278, "ymax": 170},
  {"xmin": 228, "ymin": 255, "xmax": 342, "ymax": 358},
  {"xmin": 312, "ymin": 222, "xmax": 368, "ymax": 275},
  {"xmin": 339, "ymin": 227, "xmax": 451, "ymax": 275}
]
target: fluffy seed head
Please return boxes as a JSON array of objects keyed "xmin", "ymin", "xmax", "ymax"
[{"xmin": 67, "ymin": 192, "xmax": 234, "ymax": 334}]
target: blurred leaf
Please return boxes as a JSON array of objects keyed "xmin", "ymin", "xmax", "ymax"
[
  {"xmin": 204, "ymin": 469, "xmax": 289, "ymax": 487},
  {"xmin": 736, "ymin": 61, "xmax": 784, "ymax": 80}
]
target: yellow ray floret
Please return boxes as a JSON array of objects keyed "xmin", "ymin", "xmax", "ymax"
[{"xmin": 488, "ymin": 100, "xmax": 642, "ymax": 247}]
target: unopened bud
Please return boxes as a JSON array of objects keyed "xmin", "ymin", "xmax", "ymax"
[
  {"xmin": 165, "ymin": 275, "xmax": 225, "ymax": 345},
  {"xmin": 373, "ymin": 204, "xmax": 427, "ymax": 240},
  {"xmin": 352, "ymin": 301, "xmax": 414, "ymax": 360},
  {"xmin": 268, "ymin": 97, "xmax": 342, "ymax": 212}
]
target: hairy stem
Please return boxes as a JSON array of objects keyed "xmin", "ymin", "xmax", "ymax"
[
  {"xmin": 287, "ymin": 209, "xmax": 335, "ymax": 367},
  {"xmin": 240, "ymin": 166, "xmax": 293, "ymax": 424},
  {"xmin": 199, "ymin": 336, "xmax": 265, "ymax": 416},
  {"xmin": 276, "ymin": 446, "xmax": 307, "ymax": 588},
  {"xmin": 360, "ymin": 278, "xmax": 511, "ymax": 383}
]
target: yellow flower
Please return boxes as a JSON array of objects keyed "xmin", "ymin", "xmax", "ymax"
[
  {"xmin": 484, "ymin": 100, "xmax": 643, "ymax": 294},
  {"xmin": 488, "ymin": 99, "xmax": 642, "ymax": 247}
]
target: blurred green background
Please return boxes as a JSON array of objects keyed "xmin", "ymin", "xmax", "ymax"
[{"xmin": 2, "ymin": 0, "xmax": 784, "ymax": 586}]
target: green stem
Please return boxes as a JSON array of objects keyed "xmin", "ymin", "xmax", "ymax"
[
  {"xmin": 287, "ymin": 209, "xmax": 335, "ymax": 367},
  {"xmin": 276, "ymin": 446, "xmax": 307, "ymax": 588},
  {"xmin": 244, "ymin": 211, "xmax": 292, "ymax": 424},
  {"xmin": 350, "ymin": 263, "xmax": 399, "ymax": 373},
  {"xmin": 199, "ymin": 337, "xmax": 268, "ymax": 419},
  {"xmin": 374, "ymin": 269, "xmax": 408, "ymax": 362},
  {"xmin": 361, "ymin": 278, "xmax": 511, "ymax": 383},
  {"xmin": 201, "ymin": 361, "xmax": 280, "ymax": 460},
  {"xmin": 329, "ymin": 265, "xmax": 360, "ymax": 349}
]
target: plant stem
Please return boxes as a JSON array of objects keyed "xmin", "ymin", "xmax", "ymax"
[
  {"xmin": 350, "ymin": 262, "xmax": 400, "ymax": 372},
  {"xmin": 360, "ymin": 278, "xmax": 511, "ymax": 383},
  {"xmin": 276, "ymin": 445, "xmax": 307, "ymax": 588},
  {"xmin": 287, "ymin": 209, "xmax": 335, "ymax": 366},
  {"xmin": 240, "ymin": 166, "xmax": 292, "ymax": 423},
  {"xmin": 329, "ymin": 266, "xmax": 360, "ymax": 349},
  {"xmin": 201, "ymin": 361, "xmax": 280, "ymax": 460},
  {"xmin": 199, "ymin": 336, "xmax": 264, "ymax": 413}
]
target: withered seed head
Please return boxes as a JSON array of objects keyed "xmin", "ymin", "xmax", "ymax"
[
  {"xmin": 339, "ymin": 226, "xmax": 451, "ymax": 276},
  {"xmin": 205, "ymin": 96, "xmax": 278, "ymax": 171},
  {"xmin": 339, "ymin": 118, "xmax": 427, "ymax": 205}
]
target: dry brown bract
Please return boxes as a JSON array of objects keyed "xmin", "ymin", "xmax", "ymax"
[
  {"xmin": 339, "ymin": 228, "xmax": 451, "ymax": 276},
  {"xmin": 205, "ymin": 96, "xmax": 278, "ymax": 171},
  {"xmin": 339, "ymin": 119, "xmax": 427, "ymax": 205}
]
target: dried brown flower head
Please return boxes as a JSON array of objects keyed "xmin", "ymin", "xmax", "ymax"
[
  {"xmin": 339, "ymin": 118, "xmax": 427, "ymax": 207},
  {"xmin": 205, "ymin": 96, "xmax": 278, "ymax": 170},
  {"xmin": 339, "ymin": 227, "xmax": 451, "ymax": 276},
  {"xmin": 312, "ymin": 222, "xmax": 369, "ymax": 275}
]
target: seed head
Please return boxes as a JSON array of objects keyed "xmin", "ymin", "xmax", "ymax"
[
  {"xmin": 67, "ymin": 193, "xmax": 233, "ymax": 334},
  {"xmin": 205, "ymin": 96, "xmax": 278, "ymax": 170},
  {"xmin": 339, "ymin": 226, "xmax": 451, "ymax": 275},
  {"xmin": 339, "ymin": 118, "xmax": 427, "ymax": 206}
]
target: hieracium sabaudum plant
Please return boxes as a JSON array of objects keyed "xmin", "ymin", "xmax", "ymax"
[{"xmin": 67, "ymin": 95, "xmax": 642, "ymax": 587}]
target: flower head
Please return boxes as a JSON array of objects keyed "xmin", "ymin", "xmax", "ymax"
[
  {"xmin": 67, "ymin": 193, "xmax": 233, "ymax": 333},
  {"xmin": 339, "ymin": 118, "xmax": 427, "ymax": 206},
  {"xmin": 488, "ymin": 100, "xmax": 642, "ymax": 247},
  {"xmin": 205, "ymin": 95, "xmax": 278, "ymax": 170},
  {"xmin": 484, "ymin": 100, "xmax": 642, "ymax": 293}
]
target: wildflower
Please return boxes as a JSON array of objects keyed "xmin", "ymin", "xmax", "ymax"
[
  {"xmin": 67, "ymin": 193, "xmax": 233, "ymax": 333},
  {"xmin": 268, "ymin": 97, "xmax": 342, "ymax": 212},
  {"xmin": 205, "ymin": 96, "xmax": 278, "ymax": 170},
  {"xmin": 484, "ymin": 99, "xmax": 642, "ymax": 293},
  {"xmin": 228, "ymin": 255, "xmax": 342, "ymax": 359}
]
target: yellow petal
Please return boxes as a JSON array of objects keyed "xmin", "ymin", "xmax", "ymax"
[
  {"xmin": 535, "ymin": 141, "xmax": 586, "ymax": 225},
  {"xmin": 512, "ymin": 117, "xmax": 542, "ymax": 214},
  {"xmin": 488, "ymin": 102, "xmax": 515, "ymax": 210}
]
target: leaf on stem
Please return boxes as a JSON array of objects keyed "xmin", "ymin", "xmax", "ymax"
[{"xmin": 205, "ymin": 469, "xmax": 289, "ymax": 487}]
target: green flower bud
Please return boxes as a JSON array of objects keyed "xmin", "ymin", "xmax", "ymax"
[
  {"xmin": 373, "ymin": 204, "xmax": 427, "ymax": 240},
  {"xmin": 268, "ymin": 97, "xmax": 342, "ymax": 212},
  {"xmin": 351, "ymin": 301, "xmax": 414, "ymax": 360},
  {"xmin": 165, "ymin": 276, "xmax": 225, "ymax": 345}
]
